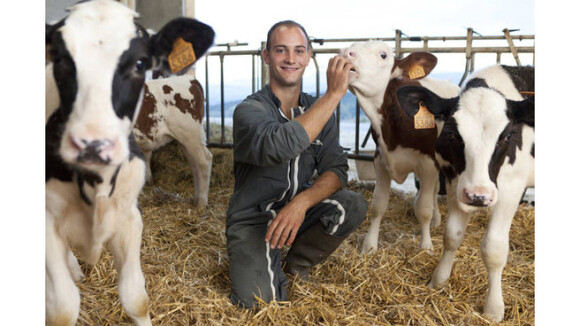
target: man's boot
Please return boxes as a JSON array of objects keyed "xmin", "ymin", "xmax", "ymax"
[{"xmin": 284, "ymin": 223, "xmax": 346, "ymax": 281}]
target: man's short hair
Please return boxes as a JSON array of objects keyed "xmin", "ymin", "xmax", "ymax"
[{"xmin": 266, "ymin": 20, "xmax": 310, "ymax": 51}]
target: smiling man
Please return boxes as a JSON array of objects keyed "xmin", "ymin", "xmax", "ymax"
[{"xmin": 226, "ymin": 20, "xmax": 368, "ymax": 308}]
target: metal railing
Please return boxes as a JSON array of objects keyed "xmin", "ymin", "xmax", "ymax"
[{"xmin": 202, "ymin": 28, "xmax": 534, "ymax": 160}]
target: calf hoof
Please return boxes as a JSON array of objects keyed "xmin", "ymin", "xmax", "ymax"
[
  {"xmin": 484, "ymin": 299, "xmax": 505, "ymax": 322},
  {"xmin": 361, "ymin": 241, "xmax": 377, "ymax": 254},
  {"xmin": 418, "ymin": 239, "xmax": 434, "ymax": 251}
]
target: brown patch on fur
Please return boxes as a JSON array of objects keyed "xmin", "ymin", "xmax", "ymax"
[
  {"xmin": 380, "ymin": 78, "xmax": 437, "ymax": 160},
  {"xmin": 189, "ymin": 79, "xmax": 204, "ymax": 122},
  {"xmin": 134, "ymin": 84, "xmax": 157, "ymax": 141},
  {"xmin": 172, "ymin": 80, "xmax": 204, "ymax": 123},
  {"xmin": 162, "ymin": 85, "xmax": 173, "ymax": 94}
]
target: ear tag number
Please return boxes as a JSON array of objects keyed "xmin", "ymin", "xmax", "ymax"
[
  {"xmin": 409, "ymin": 64, "xmax": 426, "ymax": 79},
  {"xmin": 168, "ymin": 37, "xmax": 197, "ymax": 74},
  {"xmin": 414, "ymin": 101, "xmax": 435, "ymax": 129}
]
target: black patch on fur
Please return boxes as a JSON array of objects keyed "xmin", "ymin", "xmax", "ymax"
[
  {"xmin": 501, "ymin": 65, "xmax": 535, "ymax": 93},
  {"xmin": 488, "ymin": 123, "xmax": 523, "ymax": 186},
  {"xmin": 463, "ymin": 78, "xmax": 489, "ymax": 92},
  {"xmin": 77, "ymin": 170, "xmax": 104, "ymax": 206},
  {"xmin": 435, "ymin": 117, "xmax": 466, "ymax": 179},
  {"xmin": 112, "ymin": 38, "xmax": 150, "ymax": 120},
  {"xmin": 531, "ymin": 143, "xmax": 535, "ymax": 158},
  {"xmin": 48, "ymin": 31, "xmax": 78, "ymax": 120}
]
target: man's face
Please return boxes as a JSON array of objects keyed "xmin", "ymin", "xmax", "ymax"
[{"xmin": 263, "ymin": 25, "xmax": 311, "ymax": 88}]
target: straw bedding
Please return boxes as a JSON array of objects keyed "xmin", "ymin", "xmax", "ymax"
[{"xmin": 74, "ymin": 142, "xmax": 534, "ymax": 325}]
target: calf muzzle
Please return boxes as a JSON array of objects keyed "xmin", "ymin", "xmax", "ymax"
[
  {"xmin": 73, "ymin": 138, "xmax": 114, "ymax": 165},
  {"xmin": 463, "ymin": 188, "xmax": 493, "ymax": 207}
]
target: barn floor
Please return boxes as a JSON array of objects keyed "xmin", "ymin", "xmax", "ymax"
[{"xmin": 75, "ymin": 145, "xmax": 534, "ymax": 325}]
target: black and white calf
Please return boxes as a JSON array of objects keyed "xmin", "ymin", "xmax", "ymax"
[
  {"xmin": 397, "ymin": 65, "xmax": 534, "ymax": 322},
  {"xmin": 45, "ymin": 1, "xmax": 214, "ymax": 325}
]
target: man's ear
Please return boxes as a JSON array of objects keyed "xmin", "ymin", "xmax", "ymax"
[
  {"xmin": 262, "ymin": 48, "xmax": 270, "ymax": 65},
  {"xmin": 149, "ymin": 17, "xmax": 215, "ymax": 73},
  {"xmin": 394, "ymin": 52, "xmax": 438, "ymax": 80},
  {"xmin": 396, "ymin": 85, "xmax": 458, "ymax": 121},
  {"xmin": 508, "ymin": 96, "xmax": 534, "ymax": 127}
]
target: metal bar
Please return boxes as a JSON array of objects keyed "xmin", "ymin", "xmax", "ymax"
[
  {"xmin": 355, "ymin": 99, "xmax": 360, "ymax": 154},
  {"xmin": 503, "ymin": 28, "xmax": 522, "ymax": 66},
  {"xmin": 459, "ymin": 28, "xmax": 473, "ymax": 86},
  {"xmin": 205, "ymin": 56, "xmax": 210, "ymax": 143},
  {"xmin": 219, "ymin": 54, "xmax": 225, "ymax": 145},
  {"xmin": 395, "ymin": 29, "xmax": 402, "ymax": 59},
  {"xmin": 199, "ymin": 30, "xmax": 534, "ymax": 152}
]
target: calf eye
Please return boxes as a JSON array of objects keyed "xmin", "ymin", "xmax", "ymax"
[
  {"xmin": 135, "ymin": 58, "xmax": 148, "ymax": 72},
  {"xmin": 380, "ymin": 52, "xmax": 387, "ymax": 59},
  {"xmin": 504, "ymin": 131, "xmax": 514, "ymax": 142}
]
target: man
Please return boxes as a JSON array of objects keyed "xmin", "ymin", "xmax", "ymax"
[{"xmin": 226, "ymin": 20, "xmax": 368, "ymax": 308}]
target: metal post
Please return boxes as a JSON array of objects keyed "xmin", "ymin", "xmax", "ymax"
[
  {"xmin": 459, "ymin": 28, "xmax": 473, "ymax": 86},
  {"xmin": 252, "ymin": 54, "xmax": 256, "ymax": 93},
  {"xmin": 503, "ymin": 28, "xmax": 522, "ymax": 66},
  {"xmin": 395, "ymin": 29, "xmax": 402, "ymax": 59},
  {"xmin": 220, "ymin": 54, "xmax": 225, "ymax": 145},
  {"xmin": 205, "ymin": 56, "xmax": 210, "ymax": 143},
  {"xmin": 261, "ymin": 41, "xmax": 269, "ymax": 87},
  {"xmin": 355, "ymin": 99, "xmax": 360, "ymax": 154}
]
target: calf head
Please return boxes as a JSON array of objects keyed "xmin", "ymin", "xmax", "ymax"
[
  {"xmin": 340, "ymin": 41, "xmax": 437, "ymax": 101},
  {"xmin": 45, "ymin": 0, "xmax": 214, "ymax": 173},
  {"xmin": 397, "ymin": 83, "xmax": 534, "ymax": 211}
]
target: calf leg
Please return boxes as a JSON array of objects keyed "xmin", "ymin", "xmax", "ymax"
[
  {"xmin": 46, "ymin": 215, "xmax": 80, "ymax": 326},
  {"xmin": 361, "ymin": 153, "xmax": 391, "ymax": 253},
  {"xmin": 142, "ymin": 150, "xmax": 153, "ymax": 183},
  {"xmin": 109, "ymin": 205, "xmax": 152, "ymax": 326},
  {"xmin": 431, "ymin": 176, "xmax": 442, "ymax": 228},
  {"xmin": 414, "ymin": 165, "xmax": 440, "ymax": 250},
  {"xmin": 481, "ymin": 196, "xmax": 519, "ymax": 322},
  {"xmin": 181, "ymin": 140, "xmax": 212, "ymax": 208},
  {"xmin": 428, "ymin": 182, "xmax": 470, "ymax": 287}
]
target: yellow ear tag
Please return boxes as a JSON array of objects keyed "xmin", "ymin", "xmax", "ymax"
[
  {"xmin": 168, "ymin": 37, "xmax": 197, "ymax": 74},
  {"xmin": 414, "ymin": 101, "xmax": 435, "ymax": 129},
  {"xmin": 408, "ymin": 64, "xmax": 426, "ymax": 79}
]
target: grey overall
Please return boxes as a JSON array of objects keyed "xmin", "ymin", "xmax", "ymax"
[{"xmin": 226, "ymin": 85, "xmax": 367, "ymax": 308}]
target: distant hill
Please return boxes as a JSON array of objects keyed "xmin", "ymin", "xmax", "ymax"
[{"xmin": 205, "ymin": 71, "xmax": 463, "ymax": 123}]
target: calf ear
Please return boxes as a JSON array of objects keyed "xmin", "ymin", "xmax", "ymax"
[
  {"xmin": 396, "ymin": 85, "xmax": 458, "ymax": 120},
  {"xmin": 149, "ymin": 18, "xmax": 215, "ymax": 73},
  {"xmin": 394, "ymin": 52, "xmax": 437, "ymax": 80},
  {"xmin": 46, "ymin": 20, "xmax": 65, "ymax": 62},
  {"xmin": 508, "ymin": 96, "xmax": 534, "ymax": 127}
]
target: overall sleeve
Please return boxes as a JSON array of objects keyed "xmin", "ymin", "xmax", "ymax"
[
  {"xmin": 233, "ymin": 99, "xmax": 311, "ymax": 167},
  {"xmin": 315, "ymin": 113, "xmax": 349, "ymax": 188}
]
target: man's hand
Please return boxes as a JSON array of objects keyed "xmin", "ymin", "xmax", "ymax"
[
  {"xmin": 325, "ymin": 56, "xmax": 353, "ymax": 100},
  {"xmin": 265, "ymin": 198, "xmax": 308, "ymax": 249}
]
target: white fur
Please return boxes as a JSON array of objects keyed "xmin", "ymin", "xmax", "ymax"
[
  {"xmin": 342, "ymin": 41, "xmax": 459, "ymax": 252},
  {"xmin": 46, "ymin": 1, "xmax": 152, "ymax": 325},
  {"xmin": 58, "ymin": 1, "xmax": 138, "ymax": 171},
  {"xmin": 428, "ymin": 65, "xmax": 535, "ymax": 322},
  {"xmin": 134, "ymin": 75, "xmax": 212, "ymax": 207}
]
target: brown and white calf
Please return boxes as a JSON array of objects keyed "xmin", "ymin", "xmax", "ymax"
[
  {"xmin": 134, "ymin": 75, "xmax": 212, "ymax": 207},
  {"xmin": 45, "ymin": 1, "xmax": 214, "ymax": 325},
  {"xmin": 341, "ymin": 41, "xmax": 460, "ymax": 252},
  {"xmin": 397, "ymin": 65, "xmax": 534, "ymax": 322}
]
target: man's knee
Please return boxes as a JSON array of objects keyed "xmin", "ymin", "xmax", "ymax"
[{"xmin": 329, "ymin": 190, "xmax": 367, "ymax": 236}]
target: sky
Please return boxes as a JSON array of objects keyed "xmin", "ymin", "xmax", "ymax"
[{"xmin": 190, "ymin": 0, "xmax": 537, "ymax": 104}]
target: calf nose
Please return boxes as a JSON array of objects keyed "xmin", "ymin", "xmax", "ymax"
[
  {"xmin": 463, "ymin": 187, "xmax": 493, "ymax": 207},
  {"xmin": 71, "ymin": 137, "xmax": 115, "ymax": 164}
]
